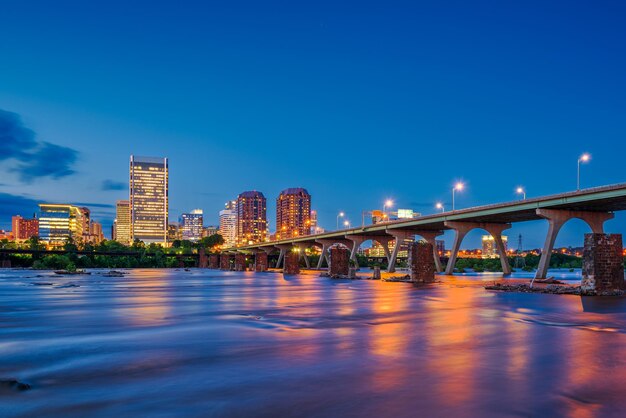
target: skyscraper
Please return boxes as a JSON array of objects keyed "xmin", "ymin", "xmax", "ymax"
[
  {"xmin": 236, "ymin": 191, "xmax": 267, "ymax": 245},
  {"xmin": 276, "ymin": 188, "xmax": 311, "ymax": 240},
  {"xmin": 180, "ymin": 209, "xmax": 203, "ymax": 242},
  {"xmin": 219, "ymin": 200, "xmax": 237, "ymax": 248},
  {"xmin": 114, "ymin": 200, "xmax": 131, "ymax": 245},
  {"xmin": 310, "ymin": 209, "xmax": 319, "ymax": 234},
  {"xmin": 129, "ymin": 155, "xmax": 168, "ymax": 245}
]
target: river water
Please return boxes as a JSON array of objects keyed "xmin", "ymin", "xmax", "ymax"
[{"xmin": 1, "ymin": 268, "xmax": 626, "ymax": 417}]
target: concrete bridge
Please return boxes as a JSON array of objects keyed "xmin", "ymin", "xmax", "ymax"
[{"xmin": 226, "ymin": 183, "xmax": 626, "ymax": 279}]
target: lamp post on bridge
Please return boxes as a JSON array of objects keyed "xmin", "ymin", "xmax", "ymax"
[
  {"xmin": 452, "ymin": 182, "xmax": 464, "ymax": 211},
  {"xmin": 336, "ymin": 212, "xmax": 344, "ymax": 230},
  {"xmin": 436, "ymin": 202, "xmax": 445, "ymax": 212},
  {"xmin": 343, "ymin": 220, "xmax": 351, "ymax": 229},
  {"xmin": 577, "ymin": 153, "xmax": 590, "ymax": 191},
  {"xmin": 516, "ymin": 187, "xmax": 526, "ymax": 200},
  {"xmin": 383, "ymin": 199, "xmax": 393, "ymax": 222}
]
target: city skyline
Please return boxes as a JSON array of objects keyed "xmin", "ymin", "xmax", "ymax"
[{"xmin": 1, "ymin": 2, "xmax": 626, "ymax": 249}]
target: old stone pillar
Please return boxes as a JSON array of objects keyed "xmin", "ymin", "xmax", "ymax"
[
  {"xmin": 234, "ymin": 253, "xmax": 246, "ymax": 271},
  {"xmin": 198, "ymin": 248, "xmax": 208, "ymax": 268},
  {"xmin": 220, "ymin": 254, "xmax": 231, "ymax": 270},
  {"xmin": 582, "ymin": 234, "xmax": 625, "ymax": 295},
  {"xmin": 408, "ymin": 241, "xmax": 436, "ymax": 284},
  {"xmin": 255, "ymin": 252, "xmax": 268, "ymax": 272},
  {"xmin": 329, "ymin": 247, "xmax": 349, "ymax": 276},
  {"xmin": 209, "ymin": 254, "xmax": 219, "ymax": 269},
  {"xmin": 283, "ymin": 250, "xmax": 300, "ymax": 275}
]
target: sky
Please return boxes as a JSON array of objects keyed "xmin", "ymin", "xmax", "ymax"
[{"xmin": 1, "ymin": 0, "xmax": 625, "ymax": 249}]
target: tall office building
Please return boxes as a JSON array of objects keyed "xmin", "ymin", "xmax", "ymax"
[
  {"xmin": 219, "ymin": 200, "xmax": 237, "ymax": 248},
  {"xmin": 310, "ymin": 209, "xmax": 318, "ymax": 234},
  {"xmin": 236, "ymin": 191, "xmax": 267, "ymax": 245},
  {"xmin": 38, "ymin": 204, "xmax": 90, "ymax": 247},
  {"xmin": 180, "ymin": 209, "xmax": 203, "ymax": 242},
  {"xmin": 114, "ymin": 200, "xmax": 131, "ymax": 245},
  {"xmin": 482, "ymin": 235, "xmax": 508, "ymax": 258},
  {"xmin": 129, "ymin": 155, "xmax": 168, "ymax": 245},
  {"xmin": 276, "ymin": 188, "xmax": 311, "ymax": 240},
  {"xmin": 11, "ymin": 215, "xmax": 39, "ymax": 241}
]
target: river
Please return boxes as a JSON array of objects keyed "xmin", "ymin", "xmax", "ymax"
[{"xmin": 1, "ymin": 268, "xmax": 625, "ymax": 417}]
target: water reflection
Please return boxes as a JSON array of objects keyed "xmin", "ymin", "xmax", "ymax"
[{"xmin": 1, "ymin": 269, "xmax": 626, "ymax": 417}]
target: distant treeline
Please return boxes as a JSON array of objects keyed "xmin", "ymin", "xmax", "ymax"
[{"xmin": 1, "ymin": 235, "xmax": 224, "ymax": 270}]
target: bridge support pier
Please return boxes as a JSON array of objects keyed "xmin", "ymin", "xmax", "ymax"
[
  {"xmin": 444, "ymin": 221, "xmax": 512, "ymax": 276},
  {"xmin": 373, "ymin": 237, "xmax": 394, "ymax": 269},
  {"xmin": 386, "ymin": 230, "xmax": 416, "ymax": 273},
  {"xmin": 345, "ymin": 235, "xmax": 368, "ymax": 269},
  {"xmin": 415, "ymin": 231, "xmax": 444, "ymax": 273},
  {"xmin": 535, "ymin": 209, "xmax": 614, "ymax": 280},
  {"xmin": 315, "ymin": 239, "xmax": 353, "ymax": 268},
  {"xmin": 275, "ymin": 244, "xmax": 292, "ymax": 269},
  {"xmin": 254, "ymin": 251, "xmax": 268, "ymax": 272},
  {"xmin": 294, "ymin": 244, "xmax": 311, "ymax": 268},
  {"xmin": 283, "ymin": 249, "xmax": 300, "ymax": 275}
]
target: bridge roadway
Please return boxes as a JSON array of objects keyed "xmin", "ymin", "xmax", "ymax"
[{"xmin": 226, "ymin": 183, "xmax": 626, "ymax": 279}]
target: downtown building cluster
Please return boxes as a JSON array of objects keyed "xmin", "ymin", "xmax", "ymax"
[{"xmin": 219, "ymin": 188, "xmax": 316, "ymax": 247}]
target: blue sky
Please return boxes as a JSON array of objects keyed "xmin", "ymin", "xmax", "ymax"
[{"xmin": 1, "ymin": 0, "xmax": 625, "ymax": 249}]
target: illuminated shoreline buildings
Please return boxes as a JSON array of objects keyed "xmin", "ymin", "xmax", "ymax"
[
  {"xmin": 38, "ymin": 204, "xmax": 90, "ymax": 247},
  {"xmin": 276, "ymin": 188, "xmax": 311, "ymax": 240},
  {"xmin": 11, "ymin": 215, "xmax": 39, "ymax": 242},
  {"xmin": 236, "ymin": 191, "xmax": 267, "ymax": 245},
  {"xmin": 482, "ymin": 235, "xmax": 508, "ymax": 258},
  {"xmin": 181, "ymin": 209, "xmax": 203, "ymax": 242},
  {"xmin": 219, "ymin": 201, "xmax": 237, "ymax": 247},
  {"xmin": 129, "ymin": 155, "xmax": 169, "ymax": 245}
]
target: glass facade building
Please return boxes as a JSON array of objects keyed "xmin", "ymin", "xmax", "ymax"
[
  {"xmin": 276, "ymin": 188, "xmax": 311, "ymax": 240},
  {"xmin": 129, "ymin": 155, "xmax": 169, "ymax": 245},
  {"xmin": 38, "ymin": 204, "xmax": 90, "ymax": 247},
  {"xmin": 219, "ymin": 200, "xmax": 237, "ymax": 248},
  {"xmin": 180, "ymin": 209, "xmax": 203, "ymax": 242}
]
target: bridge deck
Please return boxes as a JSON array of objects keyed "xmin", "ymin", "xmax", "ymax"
[{"xmin": 229, "ymin": 183, "xmax": 626, "ymax": 250}]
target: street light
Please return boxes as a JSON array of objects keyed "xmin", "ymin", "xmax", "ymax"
[
  {"xmin": 452, "ymin": 182, "xmax": 464, "ymax": 211},
  {"xmin": 516, "ymin": 187, "xmax": 526, "ymax": 200},
  {"xmin": 436, "ymin": 202, "xmax": 445, "ymax": 212},
  {"xmin": 344, "ymin": 220, "xmax": 351, "ymax": 229},
  {"xmin": 383, "ymin": 199, "xmax": 393, "ymax": 222},
  {"xmin": 336, "ymin": 212, "xmax": 344, "ymax": 230},
  {"xmin": 577, "ymin": 153, "xmax": 590, "ymax": 191}
]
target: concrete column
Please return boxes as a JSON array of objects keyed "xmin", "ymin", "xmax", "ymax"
[
  {"xmin": 345, "ymin": 235, "xmax": 368, "ymax": 269},
  {"xmin": 386, "ymin": 230, "xmax": 416, "ymax": 273},
  {"xmin": 275, "ymin": 244, "xmax": 292, "ymax": 269},
  {"xmin": 295, "ymin": 244, "xmax": 310, "ymax": 268},
  {"xmin": 444, "ymin": 221, "xmax": 511, "ymax": 275},
  {"xmin": 415, "ymin": 231, "xmax": 444, "ymax": 273},
  {"xmin": 535, "ymin": 209, "xmax": 614, "ymax": 280},
  {"xmin": 315, "ymin": 242, "xmax": 330, "ymax": 268},
  {"xmin": 374, "ymin": 237, "xmax": 394, "ymax": 267}
]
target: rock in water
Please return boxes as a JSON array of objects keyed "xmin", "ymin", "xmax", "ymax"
[{"xmin": 0, "ymin": 379, "xmax": 31, "ymax": 392}]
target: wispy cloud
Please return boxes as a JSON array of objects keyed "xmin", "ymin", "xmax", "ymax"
[
  {"xmin": 101, "ymin": 180, "xmax": 127, "ymax": 191},
  {"xmin": 0, "ymin": 109, "xmax": 79, "ymax": 183}
]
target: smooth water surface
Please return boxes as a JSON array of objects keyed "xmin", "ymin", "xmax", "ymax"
[{"xmin": 1, "ymin": 269, "xmax": 626, "ymax": 417}]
